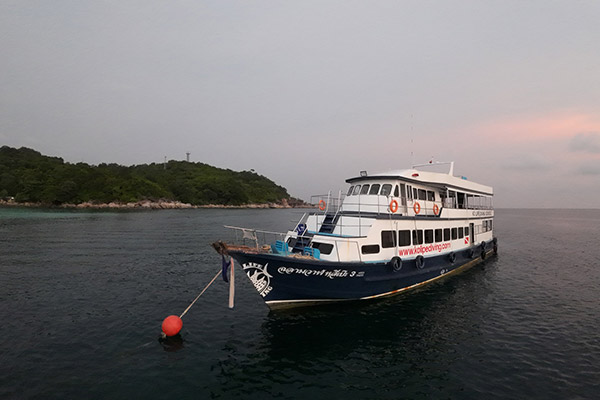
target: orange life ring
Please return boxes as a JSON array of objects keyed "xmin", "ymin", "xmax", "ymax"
[
  {"xmin": 433, "ymin": 204, "xmax": 439, "ymax": 215},
  {"xmin": 389, "ymin": 200, "xmax": 398, "ymax": 213},
  {"xmin": 318, "ymin": 200, "xmax": 326, "ymax": 211},
  {"xmin": 413, "ymin": 202, "xmax": 421, "ymax": 214}
]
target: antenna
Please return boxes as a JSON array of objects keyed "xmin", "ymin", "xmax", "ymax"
[{"xmin": 410, "ymin": 114, "xmax": 414, "ymax": 167}]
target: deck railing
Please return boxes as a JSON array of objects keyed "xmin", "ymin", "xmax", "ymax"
[{"xmin": 224, "ymin": 225, "xmax": 287, "ymax": 249}]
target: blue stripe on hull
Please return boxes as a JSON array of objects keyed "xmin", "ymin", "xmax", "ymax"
[{"xmin": 231, "ymin": 239, "xmax": 496, "ymax": 308}]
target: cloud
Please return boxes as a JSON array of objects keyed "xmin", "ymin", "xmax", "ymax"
[
  {"xmin": 471, "ymin": 112, "xmax": 600, "ymax": 144},
  {"xmin": 569, "ymin": 132, "xmax": 600, "ymax": 153},
  {"xmin": 501, "ymin": 154, "xmax": 550, "ymax": 171},
  {"xmin": 576, "ymin": 161, "xmax": 600, "ymax": 175}
]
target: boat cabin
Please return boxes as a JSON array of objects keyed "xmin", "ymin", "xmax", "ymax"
[{"xmin": 285, "ymin": 162, "xmax": 494, "ymax": 264}]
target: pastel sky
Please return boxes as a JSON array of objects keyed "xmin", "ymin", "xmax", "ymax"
[{"xmin": 1, "ymin": 1, "xmax": 599, "ymax": 208}]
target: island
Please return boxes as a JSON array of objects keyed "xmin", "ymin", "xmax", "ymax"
[{"xmin": 0, "ymin": 146, "xmax": 308, "ymax": 209}]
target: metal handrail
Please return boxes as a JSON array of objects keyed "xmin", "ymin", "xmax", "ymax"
[{"xmin": 224, "ymin": 225, "xmax": 287, "ymax": 248}]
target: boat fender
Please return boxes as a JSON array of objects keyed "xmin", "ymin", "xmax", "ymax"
[
  {"xmin": 415, "ymin": 255, "xmax": 425, "ymax": 269},
  {"xmin": 413, "ymin": 202, "xmax": 421, "ymax": 215},
  {"xmin": 389, "ymin": 200, "xmax": 399, "ymax": 213},
  {"xmin": 390, "ymin": 256, "xmax": 402, "ymax": 272},
  {"xmin": 480, "ymin": 242, "xmax": 487, "ymax": 260},
  {"xmin": 467, "ymin": 248, "xmax": 475, "ymax": 259},
  {"xmin": 448, "ymin": 252, "xmax": 456, "ymax": 264},
  {"xmin": 318, "ymin": 200, "xmax": 326, "ymax": 211}
]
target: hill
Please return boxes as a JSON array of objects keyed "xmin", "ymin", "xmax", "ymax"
[{"xmin": 0, "ymin": 146, "xmax": 298, "ymax": 207}]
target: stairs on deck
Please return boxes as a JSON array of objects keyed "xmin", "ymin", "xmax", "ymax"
[
  {"xmin": 289, "ymin": 213, "xmax": 338, "ymax": 253},
  {"xmin": 318, "ymin": 213, "xmax": 338, "ymax": 234}
]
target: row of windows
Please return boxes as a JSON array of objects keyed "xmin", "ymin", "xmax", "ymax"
[
  {"xmin": 380, "ymin": 227, "xmax": 471, "ymax": 248},
  {"xmin": 415, "ymin": 188, "xmax": 435, "ymax": 201},
  {"xmin": 346, "ymin": 182, "xmax": 492, "ymax": 211},
  {"xmin": 444, "ymin": 191, "xmax": 493, "ymax": 209},
  {"xmin": 346, "ymin": 183, "xmax": 436, "ymax": 202},
  {"xmin": 347, "ymin": 183, "xmax": 394, "ymax": 197},
  {"xmin": 312, "ymin": 220, "xmax": 493, "ymax": 257}
]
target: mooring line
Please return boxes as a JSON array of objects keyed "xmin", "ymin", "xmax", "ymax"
[{"xmin": 179, "ymin": 270, "xmax": 221, "ymax": 318}]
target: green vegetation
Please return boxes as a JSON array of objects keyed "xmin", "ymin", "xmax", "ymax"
[{"xmin": 0, "ymin": 146, "xmax": 293, "ymax": 206}]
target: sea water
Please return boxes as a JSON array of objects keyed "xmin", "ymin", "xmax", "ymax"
[{"xmin": 1, "ymin": 208, "xmax": 599, "ymax": 399}]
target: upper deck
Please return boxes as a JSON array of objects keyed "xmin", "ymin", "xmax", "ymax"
[
  {"xmin": 304, "ymin": 162, "xmax": 493, "ymax": 239},
  {"xmin": 347, "ymin": 164, "xmax": 493, "ymax": 196},
  {"xmin": 338, "ymin": 162, "xmax": 492, "ymax": 215}
]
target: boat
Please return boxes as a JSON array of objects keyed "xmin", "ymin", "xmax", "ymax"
[{"xmin": 212, "ymin": 161, "xmax": 497, "ymax": 309}]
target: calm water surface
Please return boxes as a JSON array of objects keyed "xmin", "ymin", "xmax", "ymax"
[{"xmin": 1, "ymin": 208, "xmax": 599, "ymax": 399}]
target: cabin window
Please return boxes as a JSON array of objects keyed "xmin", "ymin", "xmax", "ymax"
[
  {"xmin": 353, "ymin": 185, "xmax": 362, "ymax": 195},
  {"xmin": 435, "ymin": 229, "xmax": 442, "ymax": 242},
  {"xmin": 361, "ymin": 244, "xmax": 380, "ymax": 254},
  {"xmin": 369, "ymin": 184, "xmax": 381, "ymax": 195},
  {"xmin": 312, "ymin": 242, "xmax": 334, "ymax": 255},
  {"xmin": 464, "ymin": 226, "xmax": 469, "ymax": 236},
  {"xmin": 380, "ymin": 184, "xmax": 392, "ymax": 196},
  {"xmin": 418, "ymin": 189, "xmax": 427, "ymax": 201},
  {"xmin": 360, "ymin": 185, "xmax": 370, "ymax": 195},
  {"xmin": 458, "ymin": 227, "xmax": 464, "ymax": 239},
  {"xmin": 394, "ymin": 185, "xmax": 399, "ymax": 197},
  {"xmin": 451, "ymin": 228, "xmax": 458, "ymax": 240},
  {"xmin": 482, "ymin": 220, "xmax": 493, "ymax": 232},
  {"xmin": 427, "ymin": 191, "xmax": 435, "ymax": 201},
  {"xmin": 347, "ymin": 186, "xmax": 354, "ymax": 196},
  {"xmin": 444, "ymin": 228, "xmax": 451, "ymax": 241},
  {"xmin": 412, "ymin": 230, "xmax": 424, "ymax": 245},
  {"xmin": 400, "ymin": 184, "xmax": 407, "ymax": 205},
  {"xmin": 424, "ymin": 229, "xmax": 434, "ymax": 244},
  {"xmin": 457, "ymin": 192, "xmax": 466, "ymax": 209},
  {"xmin": 413, "ymin": 188, "xmax": 418, "ymax": 199},
  {"xmin": 448, "ymin": 191, "xmax": 456, "ymax": 208},
  {"xmin": 287, "ymin": 237, "xmax": 297, "ymax": 248},
  {"xmin": 381, "ymin": 231, "xmax": 396, "ymax": 248},
  {"xmin": 399, "ymin": 230, "xmax": 411, "ymax": 246},
  {"xmin": 439, "ymin": 191, "xmax": 446, "ymax": 204}
]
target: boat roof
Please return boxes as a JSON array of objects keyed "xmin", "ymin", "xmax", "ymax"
[{"xmin": 346, "ymin": 165, "xmax": 493, "ymax": 196}]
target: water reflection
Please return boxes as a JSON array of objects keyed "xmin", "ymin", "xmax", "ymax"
[
  {"xmin": 159, "ymin": 334, "xmax": 184, "ymax": 352},
  {"xmin": 214, "ymin": 263, "xmax": 496, "ymax": 397}
]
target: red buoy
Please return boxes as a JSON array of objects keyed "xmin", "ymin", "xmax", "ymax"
[{"xmin": 162, "ymin": 315, "xmax": 183, "ymax": 336}]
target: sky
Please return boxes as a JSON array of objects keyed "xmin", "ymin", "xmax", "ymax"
[{"xmin": 1, "ymin": 1, "xmax": 599, "ymax": 208}]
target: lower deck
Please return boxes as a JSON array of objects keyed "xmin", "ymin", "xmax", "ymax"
[{"xmin": 287, "ymin": 212, "xmax": 494, "ymax": 264}]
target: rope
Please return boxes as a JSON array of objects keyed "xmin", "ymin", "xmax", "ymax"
[{"xmin": 179, "ymin": 270, "xmax": 221, "ymax": 318}]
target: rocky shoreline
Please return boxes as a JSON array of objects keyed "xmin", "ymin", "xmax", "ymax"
[{"xmin": 0, "ymin": 198, "xmax": 311, "ymax": 210}]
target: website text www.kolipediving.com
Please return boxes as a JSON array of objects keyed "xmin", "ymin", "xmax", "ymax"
[{"xmin": 398, "ymin": 242, "xmax": 451, "ymax": 256}]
